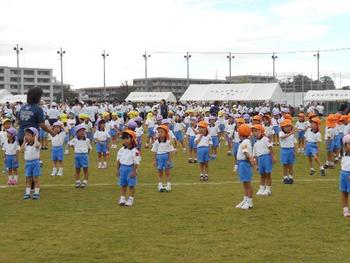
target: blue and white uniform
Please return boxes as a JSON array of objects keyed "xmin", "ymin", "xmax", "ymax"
[
  {"xmin": 69, "ymin": 138, "xmax": 92, "ymax": 168},
  {"xmin": 174, "ymin": 122, "xmax": 186, "ymax": 142},
  {"xmin": 253, "ymin": 136, "xmax": 273, "ymax": 174},
  {"xmin": 117, "ymin": 147, "xmax": 141, "ymax": 187},
  {"xmin": 186, "ymin": 126, "xmax": 198, "ymax": 150},
  {"xmin": 3, "ymin": 140, "xmax": 20, "ymax": 169},
  {"xmin": 279, "ymin": 131, "xmax": 296, "ymax": 165},
  {"xmin": 50, "ymin": 131, "xmax": 66, "ymax": 161},
  {"xmin": 208, "ymin": 124, "xmax": 220, "ymax": 148},
  {"xmin": 340, "ymin": 154, "xmax": 350, "ymax": 193},
  {"xmin": 94, "ymin": 130, "xmax": 110, "ymax": 153},
  {"xmin": 24, "ymin": 142, "xmax": 41, "ymax": 176},
  {"xmin": 295, "ymin": 121, "xmax": 308, "ymax": 139},
  {"xmin": 237, "ymin": 139, "xmax": 253, "ymax": 182},
  {"xmin": 151, "ymin": 139, "xmax": 174, "ymax": 170},
  {"xmin": 304, "ymin": 128, "xmax": 321, "ymax": 157},
  {"xmin": 195, "ymin": 134, "xmax": 212, "ymax": 163}
]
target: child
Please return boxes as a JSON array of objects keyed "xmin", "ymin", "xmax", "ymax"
[
  {"xmin": 145, "ymin": 112, "xmax": 155, "ymax": 148},
  {"xmin": 173, "ymin": 114, "xmax": 186, "ymax": 153},
  {"xmin": 21, "ymin": 128, "xmax": 41, "ymax": 200},
  {"xmin": 67, "ymin": 112, "xmax": 76, "ymax": 140},
  {"xmin": 233, "ymin": 118, "xmax": 244, "ymax": 172},
  {"xmin": 151, "ymin": 125, "xmax": 174, "ymax": 192},
  {"xmin": 49, "ymin": 121, "xmax": 66, "ymax": 176},
  {"xmin": 208, "ymin": 116, "xmax": 220, "ymax": 160},
  {"xmin": 186, "ymin": 117, "xmax": 198, "ymax": 163},
  {"xmin": 324, "ymin": 114, "xmax": 336, "ymax": 169},
  {"xmin": 109, "ymin": 112, "xmax": 118, "ymax": 149},
  {"xmin": 304, "ymin": 117, "xmax": 325, "ymax": 176},
  {"xmin": 94, "ymin": 119, "xmax": 110, "ymax": 169},
  {"xmin": 80, "ymin": 114, "xmax": 93, "ymax": 141},
  {"xmin": 195, "ymin": 121, "xmax": 212, "ymax": 181},
  {"xmin": 0, "ymin": 118, "xmax": 12, "ymax": 174},
  {"xmin": 279, "ymin": 119, "xmax": 296, "ymax": 184},
  {"xmin": 272, "ymin": 113, "xmax": 281, "ymax": 146},
  {"xmin": 252, "ymin": 124, "xmax": 275, "ymax": 196},
  {"xmin": 262, "ymin": 115, "xmax": 275, "ymax": 141},
  {"xmin": 225, "ymin": 114, "xmax": 235, "ymax": 155},
  {"xmin": 235, "ymin": 124, "xmax": 254, "ymax": 210},
  {"xmin": 69, "ymin": 125, "xmax": 92, "ymax": 188},
  {"xmin": 295, "ymin": 113, "xmax": 307, "ymax": 153},
  {"xmin": 340, "ymin": 134, "xmax": 350, "ymax": 218},
  {"xmin": 39, "ymin": 118, "xmax": 50, "ymax": 150},
  {"xmin": 116, "ymin": 130, "xmax": 141, "ymax": 206},
  {"xmin": 134, "ymin": 117, "xmax": 144, "ymax": 152},
  {"xmin": 3, "ymin": 128, "xmax": 20, "ymax": 185}
]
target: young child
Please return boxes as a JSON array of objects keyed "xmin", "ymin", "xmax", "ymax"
[
  {"xmin": 304, "ymin": 117, "xmax": 325, "ymax": 176},
  {"xmin": 195, "ymin": 121, "xmax": 212, "ymax": 181},
  {"xmin": 186, "ymin": 117, "xmax": 198, "ymax": 163},
  {"xmin": 50, "ymin": 121, "xmax": 66, "ymax": 176},
  {"xmin": 3, "ymin": 128, "xmax": 20, "ymax": 185},
  {"xmin": 235, "ymin": 124, "xmax": 254, "ymax": 210},
  {"xmin": 279, "ymin": 119, "xmax": 296, "ymax": 184},
  {"xmin": 69, "ymin": 125, "xmax": 92, "ymax": 188},
  {"xmin": 151, "ymin": 125, "xmax": 174, "ymax": 192},
  {"xmin": 116, "ymin": 130, "xmax": 141, "ymax": 207},
  {"xmin": 94, "ymin": 119, "xmax": 110, "ymax": 169},
  {"xmin": 262, "ymin": 115, "xmax": 275, "ymax": 141},
  {"xmin": 67, "ymin": 112, "xmax": 76, "ymax": 140},
  {"xmin": 272, "ymin": 113, "xmax": 281, "ymax": 146},
  {"xmin": 1, "ymin": 118, "xmax": 12, "ymax": 174},
  {"xmin": 109, "ymin": 112, "xmax": 118, "ymax": 149},
  {"xmin": 225, "ymin": 115, "xmax": 235, "ymax": 155},
  {"xmin": 208, "ymin": 116, "xmax": 220, "ymax": 160},
  {"xmin": 173, "ymin": 114, "xmax": 186, "ymax": 153},
  {"xmin": 339, "ymin": 134, "xmax": 350, "ymax": 218},
  {"xmin": 295, "ymin": 113, "xmax": 307, "ymax": 153},
  {"xmin": 21, "ymin": 128, "xmax": 41, "ymax": 200},
  {"xmin": 252, "ymin": 124, "xmax": 275, "ymax": 196},
  {"xmin": 134, "ymin": 117, "xmax": 144, "ymax": 152},
  {"xmin": 324, "ymin": 114, "xmax": 336, "ymax": 169},
  {"xmin": 145, "ymin": 112, "xmax": 155, "ymax": 148},
  {"xmin": 233, "ymin": 118, "xmax": 245, "ymax": 172}
]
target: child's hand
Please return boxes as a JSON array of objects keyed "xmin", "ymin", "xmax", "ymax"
[
  {"xmin": 153, "ymin": 160, "xmax": 157, "ymax": 167},
  {"xmin": 130, "ymin": 170, "xmax": 137, "ymax": 178},
  {"xmin": 250, "ymin": 158, "xmax": 256, "ymax": 166}
]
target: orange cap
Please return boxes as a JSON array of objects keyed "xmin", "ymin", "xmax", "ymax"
[
  {"xmin": 280, "ymin": 119, "xmax": 293, "ymax": 127},
  {"xmin": 197, "ymin": 121, "xmax": 208, "ymax": 129},
  {"xmin": 252, "ymin": 115, "xmax": 261, "ymax": 121},
  {"xmin": 238, "ymin": 124, "xmax": 251, "ymax": 137},
  {"xmin": 122, "ymin": 130, "xmax": 137, "ymax": 144},
  {"xmin": 340, "ymin": 115, "xmax": 348, "ymax": 122},
  {"xmin": 251, "ymin": 124, "xmax": 265, "ymax": 134},
  {"xmin": 311, "ymin": 117, "xmax": 321, "ymax": 127},
  {"xmin": 157, "ymin": 125, "xmax": 170, "ymax": 140},
  {"xmin": 308, "ymin": 112, "xmax": 316, "ymax": 118},
  {"xmin": 284, "ymin": 114, "xmax": 292, "ymax": 120}
]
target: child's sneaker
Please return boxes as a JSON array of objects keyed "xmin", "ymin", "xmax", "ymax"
[
  {"xmin": 235, "ymin": 199, "xmax": 246, "ymax": 209},
  {"xmin": 23, "ymin": 193, "xmax": 31, "ymax": 199},
  {"xmin": 158, "ymin": 183, "xmax": 164, "ymax": 192},
  {"xmin": 227, "ymin": 151, "xmax": 232, "ymax": 156},
  {"xmin": 283, "ymin": 176, "xmax": 289, "ymax": 184},
  {"xmin": 194, "ymin": 159, "xmax": 197, "ymax": 163},
  {"xmin": 288, "ymin": 177, "xmax": 294, "ymax": 184},
  {"xmin": 199, "ymin": 174, "xmax": 204, "ymax": 181},
  {"xmin": 263, "ymin": 188, "xmax": 272, "ymax": 196},
  {"xmin": 165, "ymin": 182, "xmax": 171, "ymax": 192},
  {"xmin": 51, "ymin": 169, "xmax": 57, "ymax": 177},
  {"xmin": 182, "ymin": 148, "xmax": 186, "ymax": 153},
  {"xmin": 240, "ymin": 200, "xmax": 253, "ymax": 210},
  {"xmin": 65, "ymin": 149, "xmax": 69, "ymax": 155},
  {"xmin": 57, "ymin": 169, "xmax": 63, "ymax": 177},
  {"xmin": 11, "ymin": 179, "xmax": 17, "ymax": 185},
  {"xmin": 75, "ymin": 181, "xmax": 81, "ymax": 188},
  {"xmin": 309, "ymin": 168, "xmax": 315, "ymax": 176},
  {"xmin": 7, "ymin": 180, "xmax": 12, "ymax": 185},
  {"xmin": 119, "ymin": 196, "xmax": 126, "ymax": 206},
  {"xmin": 320, "ymin": 169, "xmax": 326, "ymax": 176},
  {"xmin": 80, "ymin": 180, "xmax": 88, "ymax": 188},
  {"xmin": 343, "ymin": 208, "xmax": 350, "ymax": 218},
  {"xmin": 103, "ymin": 162, "xmax": 107, "ymax": 169},
  {"xmin": 188, "ymin": 158, "xmax": 193, "ymax": 163},
  {"xmin": 32, "ymin": 193, "xmax": 40, "ymax": 200},
  {"xmin": 125, "ymin": 197, "xmax": 134, "ymax": 207},
  {"xmin": 204, "ymin": 174, "xmax": 209, "ymax": 181},
  {"xmin": 98, "ymin": 163, "xmax": 102, "ymax": 169},
  {"xmin": 256, "ymin": 188, "xmax": 265, "ymax": 195}
]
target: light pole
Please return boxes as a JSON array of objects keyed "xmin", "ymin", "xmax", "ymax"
[
  {"xmin": 184, "ymin": 52, "xmax": 191, "ymax": 87},
  {"xmin": 226, "ymin": 52, "xmax": 235, "ymax": 79},
  {"xmin": 101, "ymin": 50, "xmax": 109, "ymax": 101},
  {"xmin": 13, "ymin": 44, "xmax": 23, "ymax": 95},
  {"xmin": 314, "ymin": 50, "xmax": 320, "ymax": 90},
  {"xmin": 57, "ymin": 48, "xmax": 66, "ymax": 102},
  {"xmin": 143, "ymin": 51, "xmax": 151, "ymax": 91},
  {"xmin": 271, "ymin": 52, "xmax": 278, "ymax": 80}
]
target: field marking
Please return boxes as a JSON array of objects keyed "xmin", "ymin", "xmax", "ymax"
[{"xmin": 0, "ymin": 178, "xmax": 337, "ymax": 189}]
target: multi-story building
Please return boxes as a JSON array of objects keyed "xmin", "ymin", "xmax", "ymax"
[
  {"xmin": 77, "ymin": 86, "xmax": 134, "ymax": 102},
  {"xmin": 0, "ymin": 66, "xmax": 63, "ymax": 101},
  {"xmin": 225, "ymin": 75, "xmax": 277, "ymax": 83}
]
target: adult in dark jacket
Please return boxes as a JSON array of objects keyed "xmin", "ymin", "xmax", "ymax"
[{"xmin": 160, "ymin": 99, "xmax": 168, "ymax": 119}]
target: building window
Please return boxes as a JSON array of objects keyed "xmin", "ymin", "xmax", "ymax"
[
  {"xmin": 10, "ymin": 77, "xmax": 18, "ymax": 82},
  {"xmin": 10, "ymin": 69, "xmax": 19, "ymax": 74},
  {"xmin": 24, "ymin": 70, "xmax": 35, "ymax": 75},
  {"xmin": 24, "ymin": 78, "xmax": 34, "ymax": 83},
  {"xmin": 37, "ymin": 70, "xmax": 50, "ymax": 76}
]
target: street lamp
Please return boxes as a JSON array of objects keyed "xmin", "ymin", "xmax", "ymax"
[
  {"xmin": 57, "ymin": 48, "xmax": 66, "ymax": 102},
  {"xmin": 101, "ymin": 50, "xmax": 109, "ymax": 101},
  {"xmin": 143, "ymin": 51, "xmax": 151, "ymax": 91},
  {"xmin": 184, "ymin": 52, "xmax": 191, "ymax": 87},
  {"xmin": 226, "ymin": 52, "xmax": 235, "ymax": 79},
  {"xmin": 314, "ymin": 50, "xmax": 320, "ymax": 90},
  {"xmin": 13, "ymin": 44, "xmax": 23, "ymax": 95},
  {"xmin": 271, "ymin": 52, "xmax": 278, "ymax": 79}
]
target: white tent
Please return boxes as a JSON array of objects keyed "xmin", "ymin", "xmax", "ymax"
[
  {"xmin": 125, "ymin": 92, "xmax": 177, "ymax": 102},
  {"xmin": 0, "ymin": 94, "xmax": 27, "ymax": 104},
  {"xmin": 0, "ymin": 89, "xmax": 12, "ymax": 98},
  {"xmin": 180, "ymin": 83, "xmax": 285, "ymax": 102},
  {"xmin": 304, "ymin": 90, "xmax": 350, "ymax": 102}
]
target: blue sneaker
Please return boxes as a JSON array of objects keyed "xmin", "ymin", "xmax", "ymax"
[
  {"xmin": 282, "ymin": 177, "xmax": 289, "ymax": 184},
  {"xmin": 32, "ymin": 193, "xmax": 40, "ymax": 200},
  {"xmin": 23, "ymin": 194, "xmax": 31, "ymax": 200},
  {"xmin": 288, "ymin": 178, "xmax": 294, "ymax": 184}
]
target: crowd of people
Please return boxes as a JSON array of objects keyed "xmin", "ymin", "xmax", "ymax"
[{"xmin": 2, "ymin": 88, "xmax": 350, "ymax": 217}]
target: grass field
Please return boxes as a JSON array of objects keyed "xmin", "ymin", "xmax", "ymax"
[{"xmin": 1, "ymin": 135, "xmax": 350, "ymax": 263}]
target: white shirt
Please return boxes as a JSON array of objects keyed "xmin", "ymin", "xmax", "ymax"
[
  {"xmin": 279, "ymin": 131, "xmax": 296, "ymax": 148},
  {"xmin": 24, "ymin": 143, "xmax": 40, "ymax": 160},
  {"xmin": 2, "ymin": 141, "xmax": 20, "ymax": 155},
  {"xmin": 94, "ymin": 130, "xmax": 110, "ymax": 142},
  {"xmin": 151, "ymin": 140, "xmax": 175, "ymax": 154},
  {"xmin": 295, "ymin": 121, "xmax": 308, "ymax": 131},
  {"xmin": 208, "ymin": 125, "xmax": 220, "ymax": 136},
  {"xmin": 135, "ymin": 126, "xmax": 144, "ymax": 137},
  {"xmin": 145, "ymin": 119, "xmax": 155, "ymax": 128},
  {"xmin": 82, "ymin": 121, "xmax": 93, "ymax": 133},
  {"xmin": 324, "ymin": 127, "xmax": 335, "ymax": 140},
  {"xmin": 50, "ymin": 131, "xmax": 66, "ymax": 147},
  {"xmin": 341, "ymin": 155, "xmax": 350, "ymax": 172},
  {"xmin": 67, "ymin": 119, "xmax": 76, "ymax": 129},
  {"xmin": 253, "ymin": 136, "xmax": 272, "ymax": 157},
  {"xmin": 0, "ymin": 131, "xmax": 8, "ymax": 145},
  {"xmin": 186, "ymin": 126, "xmax": 197, "ymax": 137},
  {"xmin": 304, "ymin": 128, "xmax": 321, "ymax": 143},
  {"xmin": 117, "ymin": 147, "xmax": 141, "ymax": 165},
  {"xmin": 195, "ymin": 134, "xmax": 212, "ymax": 147},
  {"xmin": 174, "ymin": 122, "xmax": 185, "ymax": 132},
  {"xmin": 86, "ymin": 106, "xmax": 98, "ymax": 122},
  {"xmin": 225, "ymin": 123, "xmax": 235, "ymax": 137},
  {"xmin": 47, "ymin": 108, "xmax": 60, "ymax": 119},
  {"xmin": 237, "ymin": 139, "xmax": 252, "ymax": 161},
  {"xmin": 264, "ymin": 125, "xmax": 275, "ymax": 138},
  {"xmin": 69, "ymin": 138, "xmax": 92, "ymax": 153}
]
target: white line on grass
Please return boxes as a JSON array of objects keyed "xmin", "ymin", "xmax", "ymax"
[{"xmin": 0, "ymin": 178, "xmax": 337, "ymax": 189}]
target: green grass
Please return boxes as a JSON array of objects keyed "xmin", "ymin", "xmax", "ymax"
[{"xmin": 0, "ymin": 136, "xmax": 350, "ymax": 263}]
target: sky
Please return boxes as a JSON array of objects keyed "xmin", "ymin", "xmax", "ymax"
[{"xmin": 0, "ymin": 0, "xmax": 350, "ymax": 89}]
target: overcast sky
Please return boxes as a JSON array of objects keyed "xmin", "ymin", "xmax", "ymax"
[{"xmin": 0, "ymin": 0, "xmax": 349, "ymax": 89}]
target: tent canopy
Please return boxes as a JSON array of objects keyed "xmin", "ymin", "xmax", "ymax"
[
  {"xmin": 125, "ymin": 92, "xmax": 177, "ymax": 103},
  {"xmin": 180, "ymin": 83, "xmax": 284, "ymax": 102},
  {"xmin": 304, "ymin": 90, "xmax": 350, "ymax": 102},
  {"xmin": 0, "ymin": 94, "xmax": 26, "ymax": 104}
]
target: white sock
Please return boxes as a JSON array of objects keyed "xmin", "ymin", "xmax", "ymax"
[
  {"xmin": 310, "ymin": 167, "xmax": 315, "ymax": 171},
  {"xmin": 320, "ymin": 166, "xmax": 325, "ymax": 170},
  {"xmin": 284, "ymin": 175, "xmax": 288, "ymax": 179},
  {"xmin": 266, "ymin": 186, "xmax": 271, "ymax": 191},
  {"xmin": 289, "ymin": 175, "xmax": 294, "ymax": 179},
  {"xmin": 25, "ymin": 187, "xmax": 31, "ymax": 195},
  {"xmin": 247, "ymin": 197, "xmax": 253, "ymax": 205},
  {"xmin": 326, "ymin": 161, "xmax": 330, "ymax": 165},
  {"xmin": 259, "ymin": 185, "xmax": 265, "ymax": 191},
  {"xmin": 167, "ymin": 182, "xmax": 171, "ymax": 187},
  {"xmin": 14, "ymin": 175, "xmax": 18, "ymax": 181},
  {"xmin": 128, "ymin": 196, "xmax": 134, "ymax": 201},
  {"xmin": 76, "ymin": 180, "xmax": 81, "ymax": 183},
  {"xmin": 343, "ymin": 207, "xmax": 349, "ymax": 212},
  {"xmin": 59, "ymin": 168, "xmax": 63, "ymax": 172},
  {"xmin": 120, "ymin": 195, "xmax": 126, "ymax": 200},
  {"xmin": 34, "ymin": 188, "xmax": 40, "ymax": 194},
  {"xmin": 83, "ymin": 180, "xmax": 88, "ymax": 184},
  {"xmin": 8, "ymin": 176, "xmax": 12, "ymax": 181}
]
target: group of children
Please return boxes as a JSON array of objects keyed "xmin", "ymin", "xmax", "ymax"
[{"xmin": 2, "ymin": 107, "xmax": 350, "ymax": 217}]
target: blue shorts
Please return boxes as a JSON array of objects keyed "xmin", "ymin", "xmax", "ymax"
[
  {"xmin": 137, "ymin": 137, "xmax": 142, "ymax": 150},
  {"xmin": 211, "ymin": 136, "xmax": 219, "ymax": 148},
  {"xmin": 119, "ymin": 124, "xmax": 125, "ymax": 132},
  {"xmin": 25, "ymin": 159, "xmax": 41, "ymax": 177},
  {"xmin": 273, "ymin": 126, "xmax": 280, "ymax": 135},
  {"xmin": 237, "ymin": 160, "xmax": 253, "ymax": 182},
  {"xmin": 69, "ymin": 127, "xmax": 75, "ymax": 138},
  {"xmin": 326, "ymin": 140, "xmax": 335, "ymax": 152},
  {"xmin": 39, "ymin": 128, "xmax": 47, "ymax": 139},
  {"xmin": 109, "ymin": 129, "xmax": 117, "ymax": 137},
  {"xmin": 156, "ymin": 153, "xmax": 173, "ymax": 170},
  {"xmin": 5, "ymin": 155, "xmax": 18, "ymax": 170},
  {"xmin": 219, "ymin": 124, "xmax": 225, "ymax": 132},
  {"xmin": 119, "ymin": 164, "xmax": 137, "ymax": 187},
  {"xmin": 96, "ymin": 142, "xmax": 108, "ymax": 153},
  {"xmin": 334, "ymin": 134, "xmax": 342, "ymax": 150},
  {"xmin": 197, "ymin": 146, "xmax": 210, "ymax": 163},
  {"xmin": 174, "ymin": 131, "xmax": 184, "ymax": 142},
  {"xmin": 340, "ymin": 170, "xmax": 350, "ymax": 192},
  {"xmin": 305, "ymin": 142, "xmax": 318, "ymax": 157},
  {"xmin": 64, "ymin": 134, "xmax": 69, "ymax": 144},
  {"xmin": 52, "ymin": 146, "xmax": 64, "ymax": 161},
  {"xmin": 147, "ymin": 127, "xmax": 155, "ymax": 137},
  {"xmin": 86, "ymin": 132, "xmax": 93, "ymax": 141},
  {"xmin": 251, "ymin": 137, "xmax": 257, "ymax": 147},
  {"xmin": 257, "ymin": 154, "xmax": 273, "ymax": 174},
  {"xmin": 298, "ymin": 130, "xmax": 305, "ymax": 139},
  {"xmin": 188, "ymin": 136, "xmax": 197, "ymax": 150},
  {"xmin": 233, "ymin": 142, "xmax": 239, "ymax": 158},
  {"xmin": 280, "ymin": 147, "xmax": 295, "ymax": 165},
  {"xmin": 75, "ymin": 153, "xmax": 89, "ymax": 169}
]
